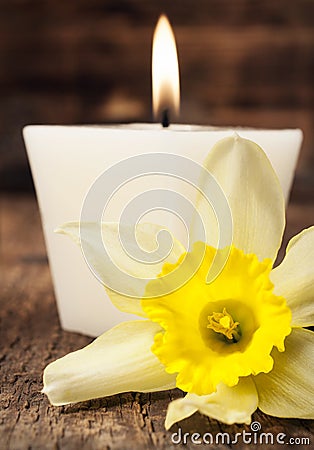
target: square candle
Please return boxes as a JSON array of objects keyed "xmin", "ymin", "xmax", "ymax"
[{"xmin": 23, "ymin": 124, "xmax": 302, "ymax": 336}]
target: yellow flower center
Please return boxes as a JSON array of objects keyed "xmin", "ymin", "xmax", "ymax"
[
  {"xmin": 207, "ymin": 308, "xmax": 241, "ymax": 342},
  {"xmin": 141, "ymin": 243, "xmax": 291, "ymax": 396}
]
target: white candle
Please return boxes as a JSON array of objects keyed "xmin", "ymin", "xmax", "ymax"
[
  {"xmin": 23, "ymin": 124, "xmax": 302, "ymax": 336},
  {"xmin": 23, "ymin": 15, "xmax": 303, "ymax": 336}
]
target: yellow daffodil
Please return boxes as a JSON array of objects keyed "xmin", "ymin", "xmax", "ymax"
[{"xmin": 43, "ymin": 135, "xmax": 314, "ymax": 428}]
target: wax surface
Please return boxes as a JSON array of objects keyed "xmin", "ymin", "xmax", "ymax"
[{"xmin": 24, "ymin": 125, "xmax": 302, "ymax": 336}]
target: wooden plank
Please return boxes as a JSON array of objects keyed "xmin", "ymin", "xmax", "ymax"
[
  {"xmin": 1, "ymin": 193, "xmax": 313, "ymax": 449},
  {"xmin": 0, "ymin": 0, "xmax": 313, "ymax": 191}
]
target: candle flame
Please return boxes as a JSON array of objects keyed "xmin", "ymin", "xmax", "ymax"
[{"xmin": 152, "ymin": 14, "xmax": 180, "ymax": 123}]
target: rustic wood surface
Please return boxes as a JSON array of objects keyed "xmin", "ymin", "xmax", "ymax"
[{"xmin": 1, "ymin": 192, "xmax": 314, "ymax": 450}]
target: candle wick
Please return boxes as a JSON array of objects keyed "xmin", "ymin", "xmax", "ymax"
[{"xmin": 161, "ymin": 109, "xmax": 170, "ymax": 128}]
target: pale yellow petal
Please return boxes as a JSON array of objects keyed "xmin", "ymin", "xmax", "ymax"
[
  {"xmin": 254, "ymin": 328, "xmax": 314, "ymax": 419},
  {"xmin": 194, "ymin": 134, "xmax": 285, "ymax": 261},
  {"xmin": 165, "ymin": 396, "xmax": 198, "ymax": 430},
  {"xmin": 43, "ymin": 320, "xmax": 176, "ymax": 405},
  {"xmin": 165, "ymin": 377, "xmax": 258, "ymax": 429},
  {"xmin": 271, "ymin": 226, "xmax": 314, "ymax": 327},
  {"xmin": 57, "ymin": 222, "xmax": 185, "ymax": 316}
]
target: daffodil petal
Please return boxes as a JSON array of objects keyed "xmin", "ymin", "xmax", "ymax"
[
  {"xmin": 165, "ymin": 377, "xmax": 258, "ymax": 429},
  {"xmin": 254, "ymin": 328, "xmax": 314, "ymax": 419},
  {"xmin": 271, "ymin": 226, "xmax": 314, "ymax": 327},
  {"xmin": 194, "ymin": 135, "xmax": 285, "ymax": 261},
  {"xmin": 56, "ymin": 222, "xmax": 185, "ymax": 316},
  {"xmin": 165, "ymin": 396, "xmax": 198, "ymax": 430},
  {"xmin": 43, "ymin": 320, "xmax": 176, "ymax": 405}
]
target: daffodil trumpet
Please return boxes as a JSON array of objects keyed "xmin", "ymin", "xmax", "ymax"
[{"xmin": 43, "ymin": 135, "xmax": 314, "ymax": 428}]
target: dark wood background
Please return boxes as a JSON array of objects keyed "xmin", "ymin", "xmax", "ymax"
[
  {"xmin": 1, "ymin": 2, "xmax": 314, "ymax": 449},
  {"xmin": 0, "ymin": 0, "xmax": 313, "ymax": 192}
]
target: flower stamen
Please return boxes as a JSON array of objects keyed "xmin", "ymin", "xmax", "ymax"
[{"xmin": 207, "ymin": 308, "xmax": 241, "ymax": 343}]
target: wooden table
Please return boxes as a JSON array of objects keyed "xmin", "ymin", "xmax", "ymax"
[{"xmin": 1, "ymin": 193, "xmax": 314, "ymax": 449}]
